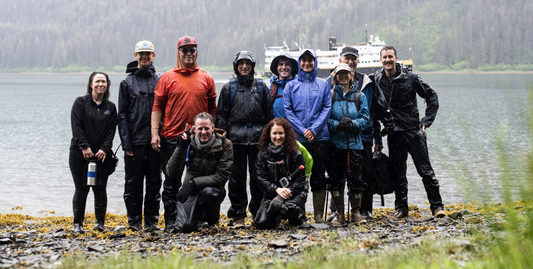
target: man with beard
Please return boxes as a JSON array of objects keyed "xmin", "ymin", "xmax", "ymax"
[
  {"xmin": 372, "ymin": 45, "xmax": 445, "ymax": 219},
  {"xmin": 151, "ymin": 36, "xmax": 217, "ymax": 232},
  {"xmin": 118, "ymin": 40, "xmax": 162, "ymax": 231},
  {"xmin": 216, "ymin": 51, "xmax": 273, "ymax": 228}
]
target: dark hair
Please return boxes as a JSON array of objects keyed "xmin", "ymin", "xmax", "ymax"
[
  {"xmin": 258, "ymin": 118, "xmax": 298, "ymax": 153},
  {"xmin": 380, "ymin": 45, "xmax": 397, "ymax": 57},
  {"xmin": 86, "ymin": 71, "xmax": 111, "ymax": 100},
  {"xmin": 194, "ymin": 112, "xmax": 214, "ymax": 125}
]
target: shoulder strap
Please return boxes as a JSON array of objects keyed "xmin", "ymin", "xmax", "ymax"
[
  {"xmin": 270, "ymin": 83, "xmax": 281, "ymax": 101},
  {"xmin": 256, "ymin": 78, "xmax": 264, "ymax": 104},
  {"xmin": 354, "ymin": 90, "xmax": 361, "ymax": 112},
  {"xmin": 229, "ymin": 78, "xmax": 239, "ymax": 104}
]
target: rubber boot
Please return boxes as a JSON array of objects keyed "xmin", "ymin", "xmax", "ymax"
[
  {"xmin": 349, "ymin": 192, "xmax": 366, "ymax": 224},
  {"xmin": 360, "ymin": 192, "xmax": 373, "ymax": 219},
  {"xmin": 327, "ymin": 196, "xmax": 337, "ymax": 222},
  {"xmin": 73, "ymin": 202, "xmax": 86, "ymax": 234},
  {"xmin": 330, "ymin": 191, "xmax": 344, "ymax": 228},
  {"xmin": 312, "ymin": 190, "xmax": 327, "ymax": 223},
  {"xmin": 94, "ymin": 203, "xmax": 107, "ymax": 232}
]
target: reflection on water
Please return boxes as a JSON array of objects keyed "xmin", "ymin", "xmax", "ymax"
[{"xmin": 0, "ymin": 72, "xmax": 531, "ymax": 216}]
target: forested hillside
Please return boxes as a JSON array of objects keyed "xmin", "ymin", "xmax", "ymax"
[{"xmin": 1, "ymin": 0, "xmax": 531, "ymax": 72}]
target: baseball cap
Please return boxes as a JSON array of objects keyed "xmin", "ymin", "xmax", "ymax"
[
  {"xmin": 135, "ymin": 41, "xmax": 154, "ymax": 53},
  {"xmin": 177, "ymin": 36, "xmax": 197, "ymax": 49},
  {"xmin": 333, "ymin": 63, "xmax": 352, "ymax": 74},
  {"xmin": 340, "ymin": 47, "xmax": 359, "ymax": 58}
]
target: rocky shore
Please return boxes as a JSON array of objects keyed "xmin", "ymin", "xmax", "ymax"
[{"xmin": 0, "ymin": 202, "xmax": 507, "ymax": 268}]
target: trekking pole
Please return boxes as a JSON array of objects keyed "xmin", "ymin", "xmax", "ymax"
[{"xmin": 324, "ymin": 188, "xmax": 329, "ymax": 222}]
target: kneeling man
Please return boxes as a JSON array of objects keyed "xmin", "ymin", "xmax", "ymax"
[{"xmin": 165, "ymin": 112, "xmax": 233, "ymax": 232}]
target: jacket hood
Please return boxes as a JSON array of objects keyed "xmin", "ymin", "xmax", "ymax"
[
  {"xmin": 297, "ymin": 49, "xmax": 318, "ymax": 82},
  {"xmin": 270, "ymin": 53, "xmax": 298, "ymax": 78},
  {"xmin": 172, "ymin": 65, "xmax": 199, "ymax": 75},
  {"xmin": 126, "ymin": 61, "xmax": 156, "ymax": 76}
]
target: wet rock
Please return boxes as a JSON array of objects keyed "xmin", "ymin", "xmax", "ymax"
[
  {"xmin": 88, "ymin": 245, "xmax": 104, "ymax": 252},
  {"xmin": 438, "ymin": 217, "xmax": 451, "ymax": 225},
  {"xmin": 289, "ymin": 234, "xmax": 307, "ymax": 240},
  {"xmin": 310, "ymin": 223, "xmax": 330, "ymax": 229},
  {"xmin": 0, "ymin": 238, "xmax": 15, "ymax": 245},
  {"xmin": 465, "ymin": 216, "xmax": 483, "ymax": 224},
  {"xmin": 268, "ymin": 239, "xmax": 290, "ymax": 248},
  {"xmin": 450, "ymin": 210, "xmax": 464, "ymax": 220}
]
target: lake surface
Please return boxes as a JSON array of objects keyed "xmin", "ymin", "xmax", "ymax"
[{"xmin": 0, "ymin": 72, "xmax": 531, "ymax": 216}]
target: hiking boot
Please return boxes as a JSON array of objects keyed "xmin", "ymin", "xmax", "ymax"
[
  {"xmin": 391, "ymin": 210, "xmax": 408, "ymax": 219},
  {"xmin": 349, "ymin": 192, "xmax": 367, "ymax": 224},
  {"xmin": 433, "ymin": 207, "xmax": 446, "ymax": 218},
  {"xmin": 233, "ymin": 218, "xmax": 245, "ymax": 228},
  {"xmin": 93, "ymin": 222, "xmax": 105, "ymax": 232},
  {"xmin": 73, "ymin": 223, "xmax": 84, "ymax": 234}
]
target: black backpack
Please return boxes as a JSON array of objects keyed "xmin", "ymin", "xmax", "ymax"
[{"xmin": 372, "ymin": 151, "xmax": 394, "ymax": 206}]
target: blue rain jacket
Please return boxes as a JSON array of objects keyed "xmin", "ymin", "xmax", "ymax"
[
  {"xmin": 283, "ymin": 49, "xmax": 332, "ymax": 142},
  {"xmin": 327, "ymin": 83, "xmax": 369, "ymax": 150},
  {"xmin": 269, "ymin": 75, "xmax": 295, "ymax": 118}
]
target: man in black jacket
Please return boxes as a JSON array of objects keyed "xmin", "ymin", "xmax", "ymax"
[
  {"xmin": 118, "ymin": 40, "xmax": 163, "ymax": 231},
  {"xmin": 372, "ymin": 46, "xmax": 445, "ymax": 219},
  {"xmin": 215, "ymin": 51, "xmax": 274, "ymax": 228}
]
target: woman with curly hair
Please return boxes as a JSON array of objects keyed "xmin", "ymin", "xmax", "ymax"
[{"xmin": 254, "ymin": 118, "xmax": 307, "ymax": 229}]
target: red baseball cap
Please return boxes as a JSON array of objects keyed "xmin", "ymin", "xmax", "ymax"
[{"xmin": 177, "ymin": 36, "xmax": 197, "ymax": 49}]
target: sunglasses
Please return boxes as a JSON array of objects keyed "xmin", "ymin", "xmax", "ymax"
[{"xmin": 179, "ymin": 48, "xmax": 196, "ymax": 54}]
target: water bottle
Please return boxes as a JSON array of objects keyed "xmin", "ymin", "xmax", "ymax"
[{"xmin": 87, "ymin": 161, "xmax": 97, "ymax": 186}]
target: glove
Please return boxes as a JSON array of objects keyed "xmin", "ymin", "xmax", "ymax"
[
  {"xmin": 178, "ymin": 129, "xmax": 192, "ymax": 149},
  {"xmin": 177, "ymin": 180, "xmax": 196, "ymax": 203},
  {"xmin": 267, "ymin": 195, "xmax": 288, "ymax": 214},
  {"xmin": 338, "ymin": 117, "xmax": 353, "ymax": 132}
]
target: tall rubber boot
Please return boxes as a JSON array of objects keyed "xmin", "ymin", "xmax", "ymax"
[
  {"xmin": 72, "ymin": 202, "xmax": 86, "ymax": 233},
  {"xmin": 360, "ymin": 191, "xmax": 373, "ymax": 219},
  {"xmin": 330, "ymin": 190, "xmax": 344, "ymax": 227},
  {"xmin": 349, "ymin": 192, "xmax": 366, "ymax": 224},
  {"xmin": 94, "ymin": 202, "xmax": 107, "ymax": 232},
  {"xmin": 312, "ymin": 190, "xmax": 327, "ymax": 223}
]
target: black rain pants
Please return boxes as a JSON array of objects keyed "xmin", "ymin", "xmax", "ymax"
[
  {"xmin": 388, "ymin": 130, "xmax": 443, "ymax": 213},
  {"xmin": 123, "ymin": 144, "xmax": 162, "ymax": 228},
  {"xmin": 227, "ymin": 144, "xmax": 261, "ymax": 220}
]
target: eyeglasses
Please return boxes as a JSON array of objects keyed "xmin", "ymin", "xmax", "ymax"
[{"xmin": 179, "ymin": 48, "xmax": 196, "ymax": 54}]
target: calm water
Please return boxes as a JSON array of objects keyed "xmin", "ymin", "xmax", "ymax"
[{"xmin": 0, "ymin": 72, "xmax": 531, "ymax": 216}]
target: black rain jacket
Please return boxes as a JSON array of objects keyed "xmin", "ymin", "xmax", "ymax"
[
  {"xmin": 70, "ymin": 95, "xmax": 117, "ymax": 158},
  {"xmin": 215, "ymin": 79, "xmax": 273, "ymax": 145},
  {"xmin": 118, "ymin": 62, "xmax": 162, "ymax": 150},
  {"xmin": 372, "ymin": 63, "xmax": 439, "ymax": 132},
  {"xmin": 256, "ymin": 144, "xmax": 306, "ymax": 200}
]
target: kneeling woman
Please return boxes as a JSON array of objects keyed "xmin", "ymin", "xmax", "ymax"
[
  {"xmin": 255, "ymin": 118, "xmax": 306, "ymax": 229},
  {"xmin": 327, "ymin": 63, "xmax": 369, "ymax": 226}
]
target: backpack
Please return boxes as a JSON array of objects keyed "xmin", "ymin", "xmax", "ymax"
[
  {"xmin": 229, "ymin": 78, "xmax": 264, "ymax": 104},
  {"xmin": 372, "ymin": 151, "xmax": 394, "ymax": 206}
]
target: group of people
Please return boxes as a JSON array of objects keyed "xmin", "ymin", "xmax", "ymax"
[{"xmin": 68, "ymin": 35, "xmax": 445, "ymax": 234}]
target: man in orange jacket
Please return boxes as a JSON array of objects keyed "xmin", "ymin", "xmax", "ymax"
[{"xmin": 151, "ymin": 36, "xmax": 217, "ymax": 232}]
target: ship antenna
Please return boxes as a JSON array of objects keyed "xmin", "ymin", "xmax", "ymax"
[{"xmin": 365, "ymin": 24, "xmax": 368, "ymax": 43}]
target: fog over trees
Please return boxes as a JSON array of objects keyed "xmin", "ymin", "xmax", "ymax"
[{"xmin": 1, "ymin": 0, "xmax": 531, "ymax": 71}]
